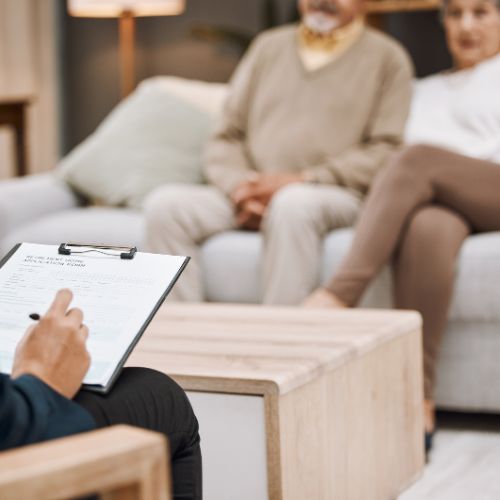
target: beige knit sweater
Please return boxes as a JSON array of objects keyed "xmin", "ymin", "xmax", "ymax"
[{"xmin": 203, "ymin": 24, "xmax": 414, "ymax": 197}]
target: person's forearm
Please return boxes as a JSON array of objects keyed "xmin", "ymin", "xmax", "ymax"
[
  {"xmin": 304, "ymin": 139, "xmax": 403, "ymax": 195},
  {"xmin": 0, "ymin": 376, "xmax": 34, "ymax": 450},
  {"xmin": 203, "ymin": 133, "xmax": 257, "ymax": 196},
  {"xmin": 203, "ymin": 33, "xmax": 268, "ymax": 196},
  {"xmin": 0, "ymin": 375, "xmax": 95, "ymax": 451}
]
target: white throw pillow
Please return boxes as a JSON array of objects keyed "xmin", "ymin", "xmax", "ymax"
[{"xmin": 58, "ymin": 77, "xmax": 228, "ymax": 208}]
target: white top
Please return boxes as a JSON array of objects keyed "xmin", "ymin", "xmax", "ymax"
[{"xmin": 405, "ymin": 53, "xmax": 500, "ymax": 164}]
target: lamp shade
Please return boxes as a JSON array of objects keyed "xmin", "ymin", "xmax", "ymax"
[{"xmin": 68, "ymin": 0, "xmax": 185, "ymax": 17}]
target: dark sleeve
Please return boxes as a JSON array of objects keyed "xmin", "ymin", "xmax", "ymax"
[{"xmin": 0, "ymin": 374, "xmax": 95, "ymax": 451}]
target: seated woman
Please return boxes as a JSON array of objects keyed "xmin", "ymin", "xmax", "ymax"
[
  {"xmin": 305, "ymin": 0, "xmax": 500, "ymax": 451},
  {"xmin": 0, "ymin": 289, "xmax": 201, "ymax": 500}
]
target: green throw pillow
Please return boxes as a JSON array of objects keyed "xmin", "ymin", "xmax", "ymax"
[{"xmin": 58, "ymin": 80, "xmax": 215, "ymax": 208}]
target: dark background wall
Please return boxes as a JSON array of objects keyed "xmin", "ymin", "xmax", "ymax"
[
  {"xmin": 386, "ymin": 12, "xmax": 452, "ymax": 76},
  {"xmin": 59, "ymin": 0, "xmax": 452, "ymax": 154}
]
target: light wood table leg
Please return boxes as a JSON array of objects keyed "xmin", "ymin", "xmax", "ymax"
[{"xmin": 265, "ymin": 329, "xmax": 423, "ymax": 499}]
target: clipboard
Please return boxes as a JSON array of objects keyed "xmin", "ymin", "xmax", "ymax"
[
  {"xmin": 0, "ymin": 242, "xmax": 190, "ymax": 394},
  {"xmin": 57, "ymin": 243, "xmax": 138, "ymax": 260}
]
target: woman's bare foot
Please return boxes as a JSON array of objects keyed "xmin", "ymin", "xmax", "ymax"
[{"xmin": 302, "ymin": 288, "xmax": 348, "ymax": 308}]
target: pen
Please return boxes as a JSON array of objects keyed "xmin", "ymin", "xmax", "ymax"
[{"xmin": 29, "ymin": 313, "xmax": 41, "ymax": 321}]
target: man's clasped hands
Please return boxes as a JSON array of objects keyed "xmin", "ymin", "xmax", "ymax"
[{"xmin": 231, "ymin": 172, "xmax": 305, "ymax": 230}]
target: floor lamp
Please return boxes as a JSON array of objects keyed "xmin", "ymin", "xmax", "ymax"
[{"xmin": 68, "ymin": 0, "xmax": 186, "ymax": 97}]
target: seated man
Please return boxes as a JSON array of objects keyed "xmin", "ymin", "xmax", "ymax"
[
  {"xmin": 145, "ymin": 0, "xmax": 413, "ymax": 305},
  {"xmin": 0, "ymin": 289, "xmax": 202, "ymax": 500}
]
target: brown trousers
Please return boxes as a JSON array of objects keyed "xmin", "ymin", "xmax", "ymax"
[{"xmin": 326, "ymin": 144, "xmax": 500, "ymax": 397}]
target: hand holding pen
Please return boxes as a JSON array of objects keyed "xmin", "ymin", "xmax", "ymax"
[{"xmin": 11, "ymin": 289, "xmax": 91, "ymax": 399}]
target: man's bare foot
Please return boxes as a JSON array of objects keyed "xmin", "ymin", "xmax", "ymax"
[
  {"xmin": 302, "ymin": 288, "xmax": 348, "ymax": 308},
  {"xmin": 424, "ymin": 399, "xmax": 436, "ymax": 434}
]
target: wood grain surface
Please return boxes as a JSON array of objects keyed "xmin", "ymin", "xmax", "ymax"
[
  {"xmin": 127, "ymin": 303, "xmax": 424, "ymax": 499},
  {"xmin": 128, "ymin": 303, "xmax": 422, "ymax": 396},
  {"xmin": 0, "ymin": 426, "xmax": 170, "ymax": 500}
]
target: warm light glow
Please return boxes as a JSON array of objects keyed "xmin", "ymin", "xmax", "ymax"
[{"xmin": 68, "ymin": 0, "xmax": 185, "ymax": 17}]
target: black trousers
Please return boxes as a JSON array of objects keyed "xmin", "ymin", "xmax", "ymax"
[{"xmin": 74, "ymin": 368, "xmax": 202, "ymax": 500}]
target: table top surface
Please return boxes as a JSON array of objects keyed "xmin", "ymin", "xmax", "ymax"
[{"xmin": 126, "ymin": 303, "xmax": 421, "ymax": 396}]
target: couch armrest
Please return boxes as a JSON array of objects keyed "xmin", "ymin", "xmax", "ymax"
[
  {"xmin": 0, "ymin": 425, "xmax": 171, "ymax": 500},
  {"xmin": 0, "ymin": 173, "xmax": 80, "ymax": 242}
]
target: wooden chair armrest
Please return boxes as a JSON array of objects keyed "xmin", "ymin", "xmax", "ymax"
[{"xmin": 0, "ymin": 425, "xmax": 171, "ymax": 500}]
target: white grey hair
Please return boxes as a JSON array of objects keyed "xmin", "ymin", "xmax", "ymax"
[{"xmin": 441, "ymin": 0, "xmax": 500, "ymax": 17}]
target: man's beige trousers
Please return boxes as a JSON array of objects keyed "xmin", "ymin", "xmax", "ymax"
[{"xmin": 144, "ymin": 183, "xmax": 361, "ymax": 305}]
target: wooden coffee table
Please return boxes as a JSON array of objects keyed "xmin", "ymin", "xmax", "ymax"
[{"xmin": 127, "ymin": 304, "xmax": 424, "ymax": 500}]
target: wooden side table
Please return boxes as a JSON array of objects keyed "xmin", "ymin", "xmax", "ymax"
[
  {"xmin": 0, "ymin": 96, "xmax": 32, "ymax": 177},
  {"xmin": 128, "ymin": 304, "xmax": 425, "ymax": 500}
]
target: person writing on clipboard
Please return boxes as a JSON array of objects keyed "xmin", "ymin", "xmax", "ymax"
[{"xmin": 0, "ymin": 289, "xmax": 202, "ymax": 500}]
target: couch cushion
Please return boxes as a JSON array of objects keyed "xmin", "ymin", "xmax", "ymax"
[
  {"xmin": 199, "ymin": 227, "xmax": 500, "ymax": 317},
  {"xmin": 1, "ymin": 208, "xmax": 145, "ymax": 254},
  {"xmin": 58, "ymin": 77, "xmax": 228, "ymax": 208},
  {"xmin": 435, "ymin": 320, "xmax": 500, "ymax": 411},
  {"xmin": 6, "ymin": 213, "xmax": 500, "ymax": 323},
  {"xmin": 202, "ymin": 231, "xmax": 262, "ymax": 303},
  {"xmin": 321, "ymin": 228, "xmax": 500, "ymax": 322},
  {"xmin": 200, "ymin": 229, "xmax": 394, "ymax": 305}
]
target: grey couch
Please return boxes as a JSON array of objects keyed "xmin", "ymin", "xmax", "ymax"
[{"xmin": 1, "ymin": 172, "xmax": 500, "ymax": 413}]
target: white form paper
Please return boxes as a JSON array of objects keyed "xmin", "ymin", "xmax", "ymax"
[{"xmin": 0, "ymin": 243, "xmax": 187, "ymax": 387}]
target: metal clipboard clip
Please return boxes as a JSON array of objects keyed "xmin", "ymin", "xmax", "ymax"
[{"xmin": 58, "ymin": 243, "xmax": 137, "ymax": 260}]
